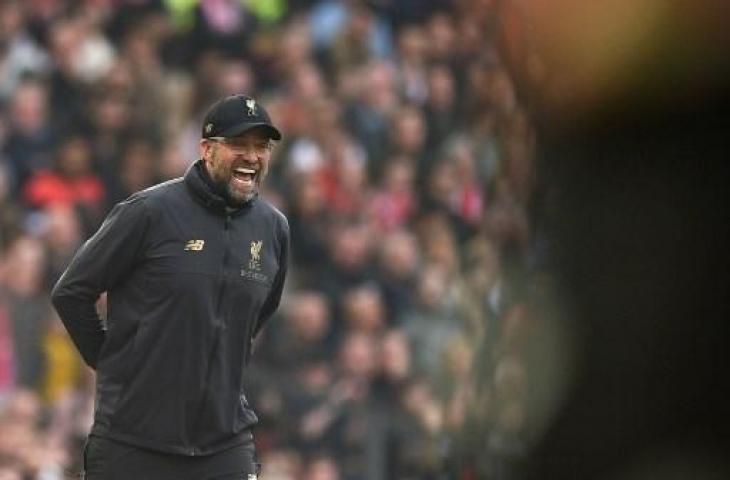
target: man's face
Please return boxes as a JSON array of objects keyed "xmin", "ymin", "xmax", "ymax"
[{"xmin": 201, "ymin": 128, "xmax": 273, "ymax": 205}]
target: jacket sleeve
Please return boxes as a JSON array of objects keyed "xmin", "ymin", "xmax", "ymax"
[
  {"xmin": 253, "ymin": 215, "xmax": 290, "ymax": 339},
  {"xmin": 51, "ymin": 196, "xmax": 149, "ymax": 369}
]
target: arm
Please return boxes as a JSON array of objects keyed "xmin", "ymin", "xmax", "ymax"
[
  {"xmin": 51, "ymin": 196, "xmax": 149, "ymax": 369},
  {"xmin": 252, "ymin": 216, "xmax": 290, "ymax": 339}
]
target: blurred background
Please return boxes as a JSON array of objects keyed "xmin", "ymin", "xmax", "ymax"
[{"xmin": 0, "ymin": 0, "xmax": 728, "ymax": 479}]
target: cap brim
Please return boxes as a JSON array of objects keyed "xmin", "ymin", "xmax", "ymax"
[{"xmin": 220, "ymin": 122, "xmax": 282, "ymax": 141}]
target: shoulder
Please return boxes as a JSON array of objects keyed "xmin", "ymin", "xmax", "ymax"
[
  {"xmin": 255, "ymin": 198, "xmax": 289, "ymax": 229},
  {"xmin": 122, "ymin": 177, "xmax": 186, "ymax": 211},
  {"xmin": 133, "ymin": 178, "xmax": 185, "ymax": 202},
  {"xmin": 105, "ymin": 178, "xmax": 185, "ymax": 224}
]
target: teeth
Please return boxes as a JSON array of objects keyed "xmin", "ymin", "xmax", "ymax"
[{"xmin": 235, "ymin": 167, "xmax": 256, "ymax": 174}]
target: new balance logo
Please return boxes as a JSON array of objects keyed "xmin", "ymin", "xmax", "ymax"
[{"xmin": 184, "ymin": 240, "xmax": 205, "ymax": 251}]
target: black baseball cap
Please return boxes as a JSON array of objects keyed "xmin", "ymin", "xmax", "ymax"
[{"xmin": 201, "ymin": 94, "xmax": 282, "ymax": 140}]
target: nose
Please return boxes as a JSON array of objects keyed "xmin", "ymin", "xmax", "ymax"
[
  {"xmin": 234, "ymin": 144, "xmax": 265, "ymax": 159},
  {"xmin": 237, "ymin": 149, "xmax": 257, "ymax": 161}
]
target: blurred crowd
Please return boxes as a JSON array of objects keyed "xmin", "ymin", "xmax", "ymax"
[{"xmin": 0, "ymin": 0, "xmax": 539, "ymax": 478}]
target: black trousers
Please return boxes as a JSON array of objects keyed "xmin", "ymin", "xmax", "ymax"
[{"xmin": 82, "ymin": 434, "xmax": 259, "ymax": 480}]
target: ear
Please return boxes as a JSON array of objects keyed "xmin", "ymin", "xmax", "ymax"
[{"xmin": 199, "ymin": 139, "xmax": 212, "ymax": 161}]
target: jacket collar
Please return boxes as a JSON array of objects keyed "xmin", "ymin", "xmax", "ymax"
[{"xmin": 184, "ymin": 159, "xmax": 256, "ymax": 215}]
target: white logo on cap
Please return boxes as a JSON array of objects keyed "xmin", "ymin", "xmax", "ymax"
[
  {"xmin": 245, "ymin": 98, "xmax": 257, "ymax": 116},
  {"xmin": 205, "ymin": 123, "xmax": 213, "ymax": 134}
]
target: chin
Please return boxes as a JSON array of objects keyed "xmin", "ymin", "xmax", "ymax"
[{"xmin": 229, "ymin": 189, "xmax": 256, "ymax": 205}]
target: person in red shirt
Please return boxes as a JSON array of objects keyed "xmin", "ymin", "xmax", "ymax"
[{"xmin": 23, "ymin": 134, "xmax": 105, "ymax": 213}]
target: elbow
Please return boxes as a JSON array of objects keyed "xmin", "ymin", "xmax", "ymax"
[{"xmin": 50, "ymin": 278, "xmax": 70, "ymax": 311}]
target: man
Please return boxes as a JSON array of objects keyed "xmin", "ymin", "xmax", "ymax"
[{"xmin": 52, "ymin": 94, "xmax": 289, "ymax": 479}]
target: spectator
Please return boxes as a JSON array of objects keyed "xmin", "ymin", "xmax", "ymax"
[
  {"xmin": 258, "ymin": 448, "xmax": 302, "ymax": 480},
  {"xmin": 401, "ymin": 264, "xmax": 466, "ymax": 378},
  {"xmin": 341, "ymin": 285, "xmax": 387, "ymax": 334},
  {"xmin": 325, "ymin": 1, "xmax": 392, "ymax": 75},
  {"xmin": 447, "ymin": 136, "xmax": 484, "ymax": 231},
  {"xmin": 372, "ymin": 328, "xmax": 413, "ymax": 412},
  {"xmin": 103, "ymin": 135, "xmax": 161, "ymax": 209},
  {"xmin": 46, "ymin": 15, "xmax": 107, "ymax": 129},
  {"xmin": 369, "ymin": 158, "xmax": 417, "ymax": 232},
  {"xmin": 41, "ymin": 310, "xmax": 82, "ymax": 404},
  {"xmin": 0, "ymin": 164, "xmax": 25, "ymax": 249},
  {"xmin": 23, "ymin": 134, "xmax": 105, "ymax": 217},
  {"xmin": 343, "ymin": 60, "xmax": 398, "ymax": 174},
  {"xmin": 316, "ymin": 131, "xmax": 370, "ymax": 219},
  {"xmin": 303, "ymin": 454, "xmax": 341, "ymax": 480},
  {"xmin": 287, "ymin": 172, "xmax": 331, "ymax": 273},
  {"xmin": 298, "ymin": 331, "xmax": 379, "ymax": 479},
  {"xmin": 2, "ymin": 77, "xmax": 56, "ymax": 192},
  {"xmin": 85, "ymin": 74, "xmax": 135, "ymax": 174},
  {"xmin": 0, "ymin": 1, "xmax": 50, "ymax": 102},
  {"xmin": 0, "ymin": 235, "xmax": 49, "ymax": 389},
  {"xmin": 394, "ymin": 26, "xmax": 428, "ymax": 105},
  {"xmin": 386, "ymin": 104, "xmax": 428, "ymax": 171},
  {"xmin": 385, "ymin": 379, "xmax": 446, "ymax": 479},
  {"xmin": 424, "ymin": 12, "xmax": 458, "ymax": 65},
  {"xmin": 312, "ymin": 220, "xmax": 376, "ymax": 309},
  {"xmin": 375, "ymin": 229, "xmax": 420, "ymax": 322},
  {"xmin": 41, "ymin": 203, "xmax": 84, "ymax": 284},
  {"xmin": 424, "ymin": 64, "xmax": 459, "ymax": 152},
  {"xmin": 261, "ymin": 291, "xmax": 333, "ymax": 372}
]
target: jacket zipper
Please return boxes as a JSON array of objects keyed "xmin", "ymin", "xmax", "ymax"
[
  {"xmin": 191, "ymin": 213, "xmax": 231, "ymax": 451},
  {"xmin": 207, "ymin": 212, "xmax": 230, "ymax": 368},
  {"xmin": 215, "ymin": 213, "xmax": 231, "ymax": 315}
]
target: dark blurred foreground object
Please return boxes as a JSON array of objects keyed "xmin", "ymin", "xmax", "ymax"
[{"xmin": 497, "ymin": 0, "xmax": 730, "ymax": 478}]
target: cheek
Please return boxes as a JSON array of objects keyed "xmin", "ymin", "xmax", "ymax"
[
  {"xmin": 259, "ymin": 155, "xmax": 271, "ymax": 174},
  {"xmin": 211, "ymin": 150, "xmax": 232, "ymax": 174}
]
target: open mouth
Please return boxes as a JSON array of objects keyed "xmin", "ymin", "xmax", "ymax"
[{"xmin": 232, "ymin": 166, "xmax": 257, "ymax": 183}]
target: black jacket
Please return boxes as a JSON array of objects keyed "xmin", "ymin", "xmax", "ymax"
[{"xmin": 51, "ymin": 160, "xmax": 289, "ymax": 456}]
